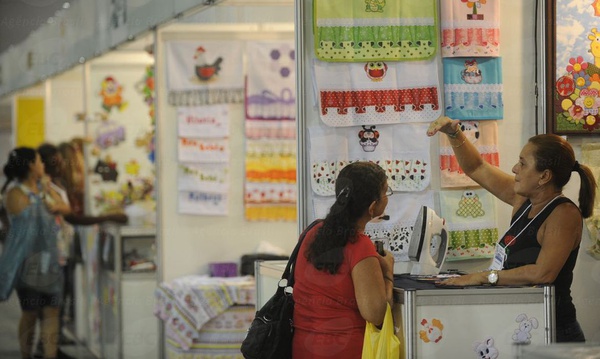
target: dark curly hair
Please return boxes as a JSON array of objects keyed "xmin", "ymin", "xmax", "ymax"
[
  {"xmin": 306, "ymin": 161, "xmax": 387, "ymax": 274},
  {"xmin": 1, "ymin": 147, "xmax": 37, "ymax": 194}
]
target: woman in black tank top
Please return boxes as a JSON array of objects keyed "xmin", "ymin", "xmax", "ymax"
[{"xmin": 427, "ymin": 116, "xmax": 596, "ymax": 343}]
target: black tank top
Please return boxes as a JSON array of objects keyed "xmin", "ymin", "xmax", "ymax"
[{"xmin": 500, "ymin": 197, "xmax": 580, "ymax": 327}]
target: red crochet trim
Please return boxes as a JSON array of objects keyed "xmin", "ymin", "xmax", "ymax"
[{"xmin": 320, "ymin": 87, "xmax": 439, "ymax": 115}]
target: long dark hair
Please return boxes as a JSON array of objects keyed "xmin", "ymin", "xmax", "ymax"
[
  {"xmin": 306, "ymin": 161, "xmax": 387, "ymax": 274},
  {"xmin": 529, "ymin": 134, "xmax": 596, "ymax": 218},
  {"xmin": 1, "ymin": 147, "xmax": 37, "ymax": 194}
]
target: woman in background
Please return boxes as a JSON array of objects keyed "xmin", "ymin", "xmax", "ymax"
[
  {"xmin": 292, "ymin": 161, "xmax": 395, "ymax": 358},
  {"xmin": 427, "ymin": 116, "xmax": 596, "ymax": 342},
  {"xmin": 39, "ymin": 143, "xmax": 76, "ymax": 348},
  {"xmin": 0, "ymin": 147, "xmax": 68, "ymax": 359}
]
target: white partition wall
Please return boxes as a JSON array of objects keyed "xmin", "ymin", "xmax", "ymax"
[
  {"xmin": 45, "ymin": 67, "xmax": 86, "ymax": 144},
  {"xmin": 156, "ymin": 20, "xmax": 297, "ymax": 283}
]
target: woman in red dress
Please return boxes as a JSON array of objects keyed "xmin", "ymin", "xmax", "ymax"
[{"xmin": 292, "ymin": 161, "xmax": 395, "ymax": 358}]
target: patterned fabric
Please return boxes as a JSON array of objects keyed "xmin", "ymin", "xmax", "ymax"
[
  {"xmin": 178, "ymin": 163, "xmax": 229, "ymax": 193},
  {"xmin": 166, "ymin": 40, "xmax": 244, "ymax": 106},
  {"xmin": 177, "ymin": 105, "xmax": 230, "ymax": 138},
  {"xmin": 245, "ymin": 40, "xmax": 296, "ymax": 121},
  {"xmin": 312, "ymin": 191, "xmax": 435, "ymax": 264},
  {"xmin": 439, "ymin": 120, "xmax": 499, "ymax": 187},
  {"xmin": 314, "ymin": 0, "xmax": 438, "ymax": 62},
  {"xmin": 439, "ymin": 189, "xmax": 498, "ymax": 261},
  {"xmin": 314, "ymin": 58, "xmax": 441, "ymax": 127},
  {"xmin": 443, "ymin": 57, "xmax": 503, "ymax": 119},
  {"xmin": 440, "ymin": 0, "xmax": 500, "ymax": 57},
  {"xmin": 165, "ymin": 305, "xmax": 255, "ymax": 359},
  {"xmin": 154, "ymin": 275, "xmax": 255, "ymax": 351},
  {"xmin": 309, "ymin": 124, "xmax": 431, "ymax": 196},
  {"xmin": 244, "ymin": 140, "xmax": 297, "ymax": 221}
]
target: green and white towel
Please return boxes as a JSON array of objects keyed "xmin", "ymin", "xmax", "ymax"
[{"xmin": 314, "ymin": 0, "xmax": 438, "ymax": 62}]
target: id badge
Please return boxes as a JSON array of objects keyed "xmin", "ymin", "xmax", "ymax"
[{"xmin": 489, "ymin": 244, "xmax": 506, "ymax": 271}]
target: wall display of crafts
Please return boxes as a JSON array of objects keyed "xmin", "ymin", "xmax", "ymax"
[{"xmin": 87, "ymin": 63, "xmax": 156, "ymax": 222}]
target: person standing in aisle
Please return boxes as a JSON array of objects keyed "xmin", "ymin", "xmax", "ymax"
[
  {"xmin": 38, "ymin": 143, "xmax": 77, "ymax": 349},
  {"xmin": 292, "ymin": 161, "xmax": 395, "ymax": 358},
  {"xmin": 427, "ymin": 116, "xmax": 596, "ymax": 342},
  {"xmin": 0, "ymin": 147, "xmax": 69, "ymax": 359}
]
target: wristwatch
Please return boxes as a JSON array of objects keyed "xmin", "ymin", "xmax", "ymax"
[{"xmin": 487, "ymin": 270, "xmax": 499, "ymax": 286}]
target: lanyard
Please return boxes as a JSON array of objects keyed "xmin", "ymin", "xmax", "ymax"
[{"xmin": 501, "ymin": 195, "xmax": 562, "ymax": 248}]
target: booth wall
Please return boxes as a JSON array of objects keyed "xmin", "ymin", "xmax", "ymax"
[
  {"xmin": 45, "ymin": 67, "xmax": 85, "ymax": 144},
  {"xmin": 296, "ymin": 0, "xmax": 600, "ymax": 341},
  {"xmin": 156, "ymin": 5, "xmax": 296, "ymax": 282}
]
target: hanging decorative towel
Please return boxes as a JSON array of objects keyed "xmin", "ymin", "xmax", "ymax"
[
  {"xmin": 177, "ymin": 138, "xmax": 229, "ymax": 163},
  {"xmin": 443, "ymin": 57, "xmax": 503, "ymax": 119},
  {"xmin": 314, "ymin": 58, "xmax": 441, "ymax": 127},
  {"xmin": 178, "ymin": 191, "xmax": 228, "ymax": 216},
  {"xmin": 166, "ymin": 40, "xmax": 244, "ymax": 106},
  {"xmin": 440, "ymin": 0, "xmax": 500, "ymax": 57},
  {"xmin": 313, "ymin": 0, "xmax": 438, "ymax": 62},
  {"xmin": 244, "ymin": 139, "xmax": 297, "ymax": 222},
  {"xmin": 313, "ymin": 190, "xmax": 435, "ymax": 263},
  {"xmin": 309, "ymin": 123, "xmax": 430, "ymax": 196},
  {"xmin": 178, "ymin": 163, "xmax": 229, "ymax": 193},
  {"xmin": 177, "ymin": 104, "xmax": 230, "ymax": 138},
  {"xmin": 439, "ymin": 120, "xmax": 499, "ymax": 188},
  {"xmin": 439, "ymin": 189, "xmax": 498, "ymax": 261},
  {"xmin": 245, "ymin": 40, "xmax": 296, "ymax": 121}
]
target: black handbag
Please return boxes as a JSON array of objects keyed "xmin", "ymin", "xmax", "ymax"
[{"xmin": 240, "ymin": 220, "xmax": 321, "ymax": 359}]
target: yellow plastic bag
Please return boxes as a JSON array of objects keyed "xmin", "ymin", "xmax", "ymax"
[{"xmin": 362, "ymin": 303, "xmax": 401, "ymax": 359}]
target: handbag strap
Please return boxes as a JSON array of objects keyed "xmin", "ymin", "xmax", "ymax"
[{"xmin": 282, "ymin": 219, "xmax": 322, "ymax": 287}]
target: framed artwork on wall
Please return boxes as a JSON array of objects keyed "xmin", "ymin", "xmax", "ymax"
[{"xmin": 546, "ymin": 0, "xmax": 600, "ymax": 135}]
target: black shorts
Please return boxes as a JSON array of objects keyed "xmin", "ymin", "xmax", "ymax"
[{"xmin": 16, "ymin": 287, "xmax": 62, "ymax": 311}]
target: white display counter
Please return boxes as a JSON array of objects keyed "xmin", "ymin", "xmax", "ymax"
[{"xmin": 255, "ymin": 260, "xmax": 556, "ymax": 359}]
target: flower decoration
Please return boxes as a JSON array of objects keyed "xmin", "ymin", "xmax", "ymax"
[
  {"xmin": 566, "ymin": 56, "xmax": 588, "ymax": 74},
  {"xmin": 575, "ymin": 88, "xmax": 600, "ymax": 116},
  {"xmin": 461, "ymin": 0, "xmax": 487, "ymax": 14},
  {"xmin": 555, "ymin": 53, "xmax": 600, "ymax": 132},
  {"xmin": 573, "ymin": 72, "xmax": 590, "ymax": 88},
  {"xmin": 583, "ymin": 115, "xmax": 600, "ymax": 131}
]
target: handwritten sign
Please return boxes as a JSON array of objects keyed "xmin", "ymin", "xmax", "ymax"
[
  {"xmin": 178, "ymin": 190, "xmax": 228, "ymax": 215},
  {"xmin": 178, "ymin": 137, "xmax": 229, "ymax": 163},
  {"xmin": 178, "ymin": 163, "xmax": 229, "ymax": 192},
  {"xmin": 177, "ymin": 104, "xmax": 230, "ymax": 138}
]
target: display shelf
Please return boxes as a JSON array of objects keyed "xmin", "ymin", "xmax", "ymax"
[{"xmin": 98, "ymin": 223, "xmax": 159, "ymax": 359}]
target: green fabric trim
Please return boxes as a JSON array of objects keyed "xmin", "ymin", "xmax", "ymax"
[
  {"xmin": 448, "ymin": 228, "xmax": 498, "ymax": 250},
  {"xmin": 315, "ymin": 25, "xmax": 437, "ymax": 61}
]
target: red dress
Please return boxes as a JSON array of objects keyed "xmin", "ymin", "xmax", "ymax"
[{"xmin": 292, "ymin": 223, "xmax": 377, "ymax": 359}]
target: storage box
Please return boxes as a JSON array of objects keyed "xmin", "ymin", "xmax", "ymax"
[{"xmin": 209, "ymin": 262, "xmax": 238, "ymax": 277}]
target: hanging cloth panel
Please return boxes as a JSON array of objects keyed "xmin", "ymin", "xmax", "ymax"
[
  {"xmin": 440, "ymin": 189, "xmax": 498, "ymax": 261},
  {"xmin": 314, "ymin": 58, "xmax": 441, "ymax": 127},
  {"xmin": 439, "ymin": 120, "xmax": 499, "ymax": 188},
  {"xmin": 440, "ymin": 0, "xmax": 500, "ymax": 57},
  {"xmin": 314, "ymin": 0, "xmax": 438, "ymax": 62},
  {"xmin": 166, "ymin": 40, "xmax": 244, "ymax": 106},
  {"xmin": 443, "ymin": 57, "xmax": 504, "ymax": 120},
  {"xmin": 308, "ymin": 123, "xmax": 431, "ymax": 196}
]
